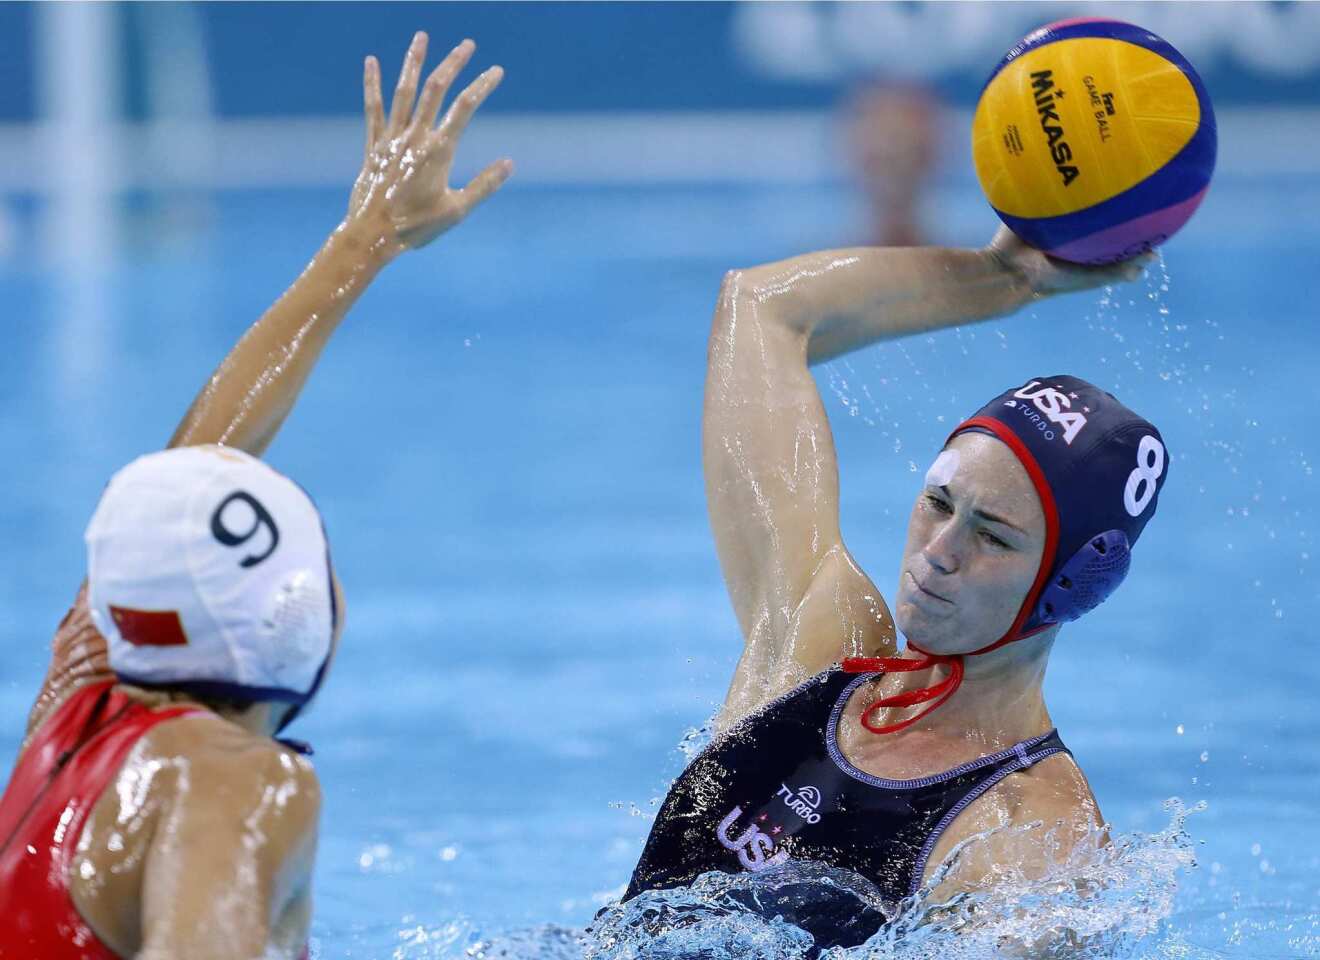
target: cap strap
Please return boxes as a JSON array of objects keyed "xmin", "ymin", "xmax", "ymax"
[
  {"xmin": 841, "ymin": 653, "xmax": 966, "ymax": 735},
  {"xmin": 839, "ymin": 414, "xmax": 1062, "ymax": 737},
  {"xmin": 949, "ymin": 417, "xmax": 1061, "ymax": 655}
]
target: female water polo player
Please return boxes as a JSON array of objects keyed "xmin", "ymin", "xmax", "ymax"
[
  {"xmin": 623, "ymin": 228, "xmax": 1164, "ymax": 949},
  {"xmin": 0, "ymin": 33, "xmax": 509, "ymax": 959}
]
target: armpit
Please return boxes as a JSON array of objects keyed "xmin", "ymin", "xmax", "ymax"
[{"xmin": 26, "ymin": 583, "xmax": 114, "ymax": 739}]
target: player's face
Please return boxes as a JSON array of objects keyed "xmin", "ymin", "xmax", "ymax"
[{"xmin": 894, "ymin": 432, "xmax": 1046, "ymax": 655}]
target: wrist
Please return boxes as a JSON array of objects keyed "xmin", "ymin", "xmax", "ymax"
[
  {"xmin": 333, "ymin": 213, "xmax": 403, "ymax": 271},
  {"xmin": 983, "ymin": 244, "xmax": 1042, "ymax": 306}
]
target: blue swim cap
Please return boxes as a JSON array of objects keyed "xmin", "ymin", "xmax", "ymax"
[
  {"xmin": 842, "ymin": 375, "xmax": 1169, "ymax": 736},
  {"xmin": 950, "ymin": 374, "xmax": 1169, "ymax": 648}
]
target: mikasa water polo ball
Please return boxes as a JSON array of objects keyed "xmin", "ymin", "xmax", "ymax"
[{"xmin": 972, "ymin": 18, "xmax": 1216, "ymax": 264}]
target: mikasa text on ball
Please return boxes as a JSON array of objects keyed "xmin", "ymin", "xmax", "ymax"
[{"xmin": 972, "ymin": 18, "xmax": 1216, "ymax": 264}]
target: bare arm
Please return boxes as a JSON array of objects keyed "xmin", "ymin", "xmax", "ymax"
[
  {"xmin": 705, "ymin": 229, "xmax": 1147, "ymax": 725},
  {"xmin": 28, "ymin": 33, "xmax": 510, "ymax": 738},
  {"xmin": 169, "ymin": 32, "xmax": 511, "ymax": 455}
]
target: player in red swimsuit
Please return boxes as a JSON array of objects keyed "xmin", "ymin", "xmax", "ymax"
[{"xmin": 0, "ymin": 33, "xmax": 511, "ymax": 959}]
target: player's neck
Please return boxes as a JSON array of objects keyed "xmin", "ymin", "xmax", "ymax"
[
  {"xmin": 216, "ymin": 701, "xmax": 283, "ymax": 738},
  {"xmin": 912, "ymin": 631, "xmax": 1055, "ymax": 744}
]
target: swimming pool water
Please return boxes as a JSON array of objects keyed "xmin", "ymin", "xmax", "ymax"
[{"xmin": 2, "ymin": 174, "xmax": 1318, "ymax": 957}]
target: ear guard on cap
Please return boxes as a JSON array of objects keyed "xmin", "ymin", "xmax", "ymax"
[{"xmin": 1036, "ymin": 529, "xmax": 1132, "ymax": 625}]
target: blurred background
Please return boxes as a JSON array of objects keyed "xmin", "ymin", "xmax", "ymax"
[{"xmin": 2, "ymin": 3, "xmax": 1319, "ymax": 957}]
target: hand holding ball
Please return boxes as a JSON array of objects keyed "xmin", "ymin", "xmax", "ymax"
[{"xmin": 972, "ymin": 19, "xmax": 1216, "ymax": 265}]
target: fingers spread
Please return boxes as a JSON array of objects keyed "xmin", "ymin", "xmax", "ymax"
[
  {"xmin": 436, "ymin": 65, "xmax": 504, "ymax": 144},
  {"xmin": 458, "ymin": 158, "xmax": 514, "ymax": 211},
  {"xmin": 387, "ymin": 31, "xmax": 429, "ymax": 137},
  {"xmin": 363, "ymin": 56, "xmax": 384, "ymax": 155},
  {"xmin": 410, "ymin": 39, "xmax": 475, "ymax": 136}
]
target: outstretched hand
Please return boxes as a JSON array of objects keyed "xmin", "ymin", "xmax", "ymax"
[
  {"xmin": 348, "ymin": 33, "xmax": 513, "ymax": 252},
  {"xmin": 987, "ymin": 224, "xmax": 1155, "ymax": 299}
]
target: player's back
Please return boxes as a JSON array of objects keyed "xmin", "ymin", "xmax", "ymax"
[{"xmin": 0, "ymin": 680, "xmax": 319, "ymax": 959}]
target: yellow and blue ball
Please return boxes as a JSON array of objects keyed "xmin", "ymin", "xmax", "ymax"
[{"xmin": 972, "ymin": 19, "xmax": 1216, "ymax": 264}]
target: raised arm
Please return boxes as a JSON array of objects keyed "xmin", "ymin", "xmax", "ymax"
[
  {"xmin": 705, "ymin": 228, "xmax": 1146, "ymax": 725},
  {"xmin": 27, "ymin": 33, "xmax": 510, "ymax": 740},
  {"xmin": 170, "ymin": 32, "xmax": 512, "ymax": 455}
]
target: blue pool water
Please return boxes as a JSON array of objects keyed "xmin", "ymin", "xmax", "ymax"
[{"xmin": 2, "ymin": 173, "xmax": 1318, "ymax": 957}]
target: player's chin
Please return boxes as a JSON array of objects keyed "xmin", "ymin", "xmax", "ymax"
[{"xmin": 893, "ymin": 601, "xmax": 958, "ymax": 650}]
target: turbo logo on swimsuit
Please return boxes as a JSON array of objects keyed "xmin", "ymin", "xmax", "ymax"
[
  {"xmin": 715, "ymin": 806, "xmax": 789, "ymax": 872},
  {"xmin": 1007, "ymin": 381, "xmax": 1089, "ymax": 445},
  {"xmin": 776, "ymin": 782, "xmax": 823, "ymax": 824}
]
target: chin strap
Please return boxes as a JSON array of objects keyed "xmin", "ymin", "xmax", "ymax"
[
  {"xmin": 840, "ymin": 650, "xmax": 965, "ymax": 735},
  {"xmin": 841, "ymin": 416, "xmax": 1065, "ymax": 736},
  {"xmin": 841, "ymin": 624, "xmax": 1053, "ymax": 735}
]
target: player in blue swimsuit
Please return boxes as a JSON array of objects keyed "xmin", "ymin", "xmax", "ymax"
[{"xmin": 624, "ymin": 229, "xmax": 1163, "ymax": 950}]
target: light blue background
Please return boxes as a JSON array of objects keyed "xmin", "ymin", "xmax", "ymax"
[{"xmin": 1, "ymin": 3, "xmax": 1318, "ymax": 956}]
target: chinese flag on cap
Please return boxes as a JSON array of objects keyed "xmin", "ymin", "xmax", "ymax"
[{"xmin": 109, "ymin": 606, "xmax": 189, "ymax": 648}]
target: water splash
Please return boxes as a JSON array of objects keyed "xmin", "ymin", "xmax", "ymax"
[
  {"xmin": 842, "ymin": 799, "xmax": 1205, "ymax": 959},
  {"xmin": 312, "ymin": 801, "xmax": 1203, "ymax": 958},
  {"xmin": 578, "ymin": 800, "xmax": 1204, "ymax": 960},
  {"xmin": 677, "ymin": 723, "xmax": 714, "ymax": 764}
]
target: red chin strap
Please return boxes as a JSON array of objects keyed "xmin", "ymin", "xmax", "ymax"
[
  {"xmin": 841, "ymin": 415, "xmax": 1061, "ymax": 735},
  {"xmin": 840, "ymin": 647, "xmax": 964, "ymax": 734},
  {"xmin": 841, "ymin": 624, "xmax": 1053, "ymax": 735}
]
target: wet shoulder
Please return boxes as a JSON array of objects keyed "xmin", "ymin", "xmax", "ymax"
[
  {"xmin": 1001, "ymin": 747, "xmax": 1099, "ymax": 825},
  {"xmin": 704, "ymin": 669, "xmax": 846, "ymax": 755},
  {"xmin": 142, "ymin": 712, "xmax": 321, "ymax": 817},
  {"xmin": 71, "ymin": 711, "xmax": 319, "ymax": 954},
  {"xmin": 918, "ymin": 741, "xmax": 1099, "ymax": 893},
  {"xmin": 86, "ymin": 710, "xmax": 321, "ymax": 852},
  {"xmin": 947, "ymin": 741, "xmax": 1095, "ymax": 831}
]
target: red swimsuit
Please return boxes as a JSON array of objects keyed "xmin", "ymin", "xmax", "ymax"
[{"xmin": 0, "ymin": 681, "xmax": 200, "ymax": 958}]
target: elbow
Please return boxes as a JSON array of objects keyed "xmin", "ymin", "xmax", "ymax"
[
  {"xmin": 710, "ymin": 269, "xmax": 747, "ymax": 346},
  {"xmin": 716, "ymin": 268, "xmax": 750, "ymax": 318},
  {"xmin": 717, "ymin": 264, "xmax": 818, "ymax": 343},
  {"xmin": 718, "ymin": 265, "xmax": 776, "ymax": 303},
  {"xmin": 709, "ymin": 268, "xmax": 811, "ymax": 370},
  {"xmin": 714, "ymin": 266, "xmax": 784, "ymax": 331}
]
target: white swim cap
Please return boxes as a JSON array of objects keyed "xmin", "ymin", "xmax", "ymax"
[{"xmin": 85, "ymin": 445, "xmax": 335, "ymax": 704}]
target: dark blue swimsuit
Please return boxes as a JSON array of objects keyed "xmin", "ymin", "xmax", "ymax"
[{"xmin": 625, "ymin": 669, "xmax": 1070, "ymax": 950}]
